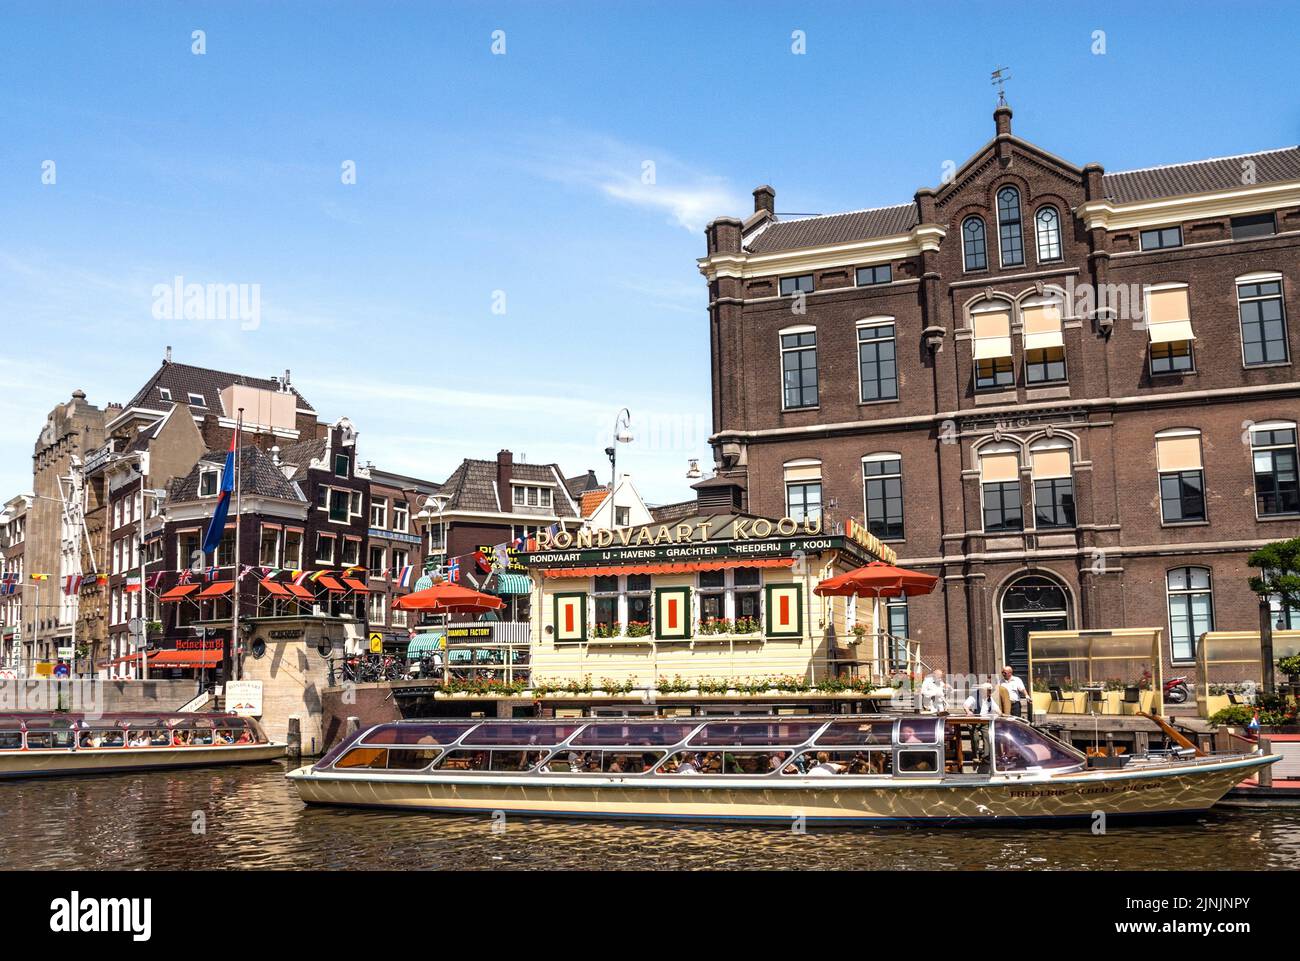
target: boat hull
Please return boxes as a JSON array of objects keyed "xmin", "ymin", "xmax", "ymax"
[
  {"xmin": 287, "ymin": 753, "xmax": 1274, "ymax": 824},
  {"xmin": 0, "ymin": 742, "xmax": 287, "ymax": 779}
]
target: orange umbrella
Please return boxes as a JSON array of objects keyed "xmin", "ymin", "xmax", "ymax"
[
  {"xmin": 814, "ymin": 561, "xmax": 939, "ymax": 598},
  {"xmin": 392, "ymin": 580, "xmax": 505, "ymax": 614}
]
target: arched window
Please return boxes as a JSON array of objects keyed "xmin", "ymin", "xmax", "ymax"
[
  {"xmin": 979, "ymin": 443, "xmax": 1022, "ymax": 532},
  {"xmin": 997, "ymin": 187, "xmax": 1024, "ymax": 267},
  {"xmin": 1028, "ymin": 440, "xmax": 1074, "ymax": 528},
  {"xmin": 962, "ymin": 216, "xmax": 987, "ymax": 271},
  {"xmin": 1166, "ymin": 567, "xmax": 1213, "ymax": 662},
  {"xmin": 1035, "ymin": 206, "xmax": 1062, "ymax": 262},
  {"xmin": 1001, "ymin": 575, "xmax": 1068, "ymax": 615}
]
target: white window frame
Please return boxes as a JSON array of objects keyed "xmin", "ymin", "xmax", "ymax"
[
  {"xmin": 856, "ymin": 317, "xmax": 898, "ymax": 404},
  {"xmin": 1034, "ymin": 205, "xmax": 1062, "ymax": 263},
  {"xmin": 198, "ymin": 468, "xmax": 221, "ymax": 498},
  {"xmin": 1236, "ymin": 271, "xmax": 1290, "ymax": 368},
  {"xmin": 1249, "ymin": 420, "xmax": 1300, "ymax": 520},
  {"xmin": 1166, "ymin": 566, "xmax": 1214, "ymax": 664},
  {"xmin": 778, "ymin": 324, "xmax": 819, "ymax": 411},
  {"xmin": 995, "ymin": 185, "xmax": 1025, "ymax": 269}
]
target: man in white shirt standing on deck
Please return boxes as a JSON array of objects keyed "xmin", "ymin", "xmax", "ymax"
[
  {"xmin": 998, "ymin": 665, "xmax": 1030, "ymax": 718},
  {"xmin": 919, "ymin": 669, "xmax": 949, "ymax": 713}
]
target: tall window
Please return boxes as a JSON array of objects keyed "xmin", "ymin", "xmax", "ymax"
[
  {"xmin": 1146, "ymin": 284, "xmax": 1195, "ymax": 374},
  {"xmin": 392, "ymin": 501, "xmax": 409, "ymax": 532},
  {"xmin": 780, "ymin": 328, "xmax": 818, "ymax": 409},
  {"xmin": 972, "ymin": 302, "xmax": 1014, "ymax": 390},
  {"xmin": 997, "ymin": 187, "xmax": 1024, "ymax": 267},
  {"xmin": 1251, "ymin": 423, "xmax": 1300, "ymax": 517},
  {"xmin": 1237, "ymin": 274, "xmax": 1289, "ymax": 366},
  {"xmin": 627, "ymin": 574, "xmax": 652, "ymax": 630},
  {"xmin": 980, "ymin": 448, "xmax": 1023, "ymax": 533},
  {"xmin": 1034, "ymin": 206, "xmax": 1062, "ymax": 262},
  {"xmin": 594, "ymin": 575, "xmax": 619, "ymax": 630},
  {"xmin": 370, "ymin": 498, "xmax": 388, "ymax": 528},
  {"xmin": 1167, "ymin": 567, "xmax": 1213, "ymax": 662},
  {"xmin": 1029, "ymin": 442, "xmax": 1075, "ymax": 528},
  {"xmin": 962, "ymin": 217, "xmax": 987, "ymax": 271},
  {"xmin": 857, "ymin": 320, "xmax": 898, "ymax": 402},
  {"xmin": 259, "ymin": 526, "xmax": 280, "ymax": 566},
  {"xmin": 863, "ymin": 455, "xmax": 904, "ymax": 540},
  {"xmin": 784, "ymin": 459, "xmax": 822, "ymax": 523},
  {"xmin": 1155, "ymin": 430, "xmax": 1206, "ymax": 523},
  {"xmin": 1021, "ymin": 297, "xmax": 1066, "ymax": 384},
  {"xmin": 698, "ymin": 570, "xmax": 725, "ymax": 623}
]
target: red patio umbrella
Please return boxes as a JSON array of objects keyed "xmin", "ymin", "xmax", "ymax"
[
  {"xmin": 814, "ymin": 561, "xmax": 938, "ymax": 598},
  {"xmin": 392, "ymin": 580, "xmax": 505, "ymax": 614}
]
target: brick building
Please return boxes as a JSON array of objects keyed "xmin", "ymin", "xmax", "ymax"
[
  {"xmin": 699, "ymin": 104, "xmax": 1300, "ymax": 682},
  {"xmin": 0, "ymin": 494, "xmax": 29, "ymax": 666},
  {"xmin": 364, "ymin": 466, "xmax": 440, "ymax": 649}
]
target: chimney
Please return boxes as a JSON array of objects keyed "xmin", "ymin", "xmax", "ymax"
[
  {"xmin": 283, "ymin": 369, "xmax": 291, "ymax": 390},
  {"xmin": 496, "ymin": 449, "xmax": 513, "ymax": 509},
  {"xmin": 994, "ymin": 104, "xmax": 1013, "ymax": 138},
  {"xmin": 1082, "ymin": 162, "xmax": 1105, "ymax": 201},
  {"xmin": 753, "ymin": 185, "xmax": 775, "ymax": 215},
  {"xmin": 164, "ymin": 346, "xmax": 172, "ymax": 364}
]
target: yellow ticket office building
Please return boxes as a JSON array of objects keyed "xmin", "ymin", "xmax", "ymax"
[{"xmin": 517, "ymin": 513, "xmax": 901, "ymax": 688}]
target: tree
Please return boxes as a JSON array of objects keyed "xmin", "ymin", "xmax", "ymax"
[{"xmin": 1247, "ymin": 536, "xmax": 1300, "ymax": 694}]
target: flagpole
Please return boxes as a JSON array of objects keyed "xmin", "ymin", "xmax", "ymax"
[
  {"xmin": 139, "ymin": 470, "xmax": 147, "ymax": 681},
  {"xmin": 229, "ymin": 409, "xmax": 244, "ymax": 685}
]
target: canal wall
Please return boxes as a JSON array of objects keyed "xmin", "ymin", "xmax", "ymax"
[{"xmin": 0, "ymin": 678, "xmax": 201, "ymax": 714}]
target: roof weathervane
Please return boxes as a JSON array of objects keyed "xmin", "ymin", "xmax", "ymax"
[{"xmin": 991, "ymin": 66, "xmax": 1010, "ymax": 106}]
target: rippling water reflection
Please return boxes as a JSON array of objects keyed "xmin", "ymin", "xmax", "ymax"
[{"xmin": 2, "ymin": 760, "xmax": 1297, "ymax": 870}]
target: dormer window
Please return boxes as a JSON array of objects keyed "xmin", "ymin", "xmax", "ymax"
[
  {"xmin": 158, "ymin": 388, "xmax": 172, "ymax": 402},
  {"xmin": 199, "ymin": 468, "xmax": 220, "ymax": 497},
  {"xmin": 334, "ymin": 453, "xmax": 350, "ymax": 477},
  {"xmin": 512, "ymin": 485, "xmax": 553, "ymax": 509},
  {"xmin": 187, "ymin": 392, "xmax": 207, "ymax": 408}
]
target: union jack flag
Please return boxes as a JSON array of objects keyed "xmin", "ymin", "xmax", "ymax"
[{"xmin": 177, "ymin": 569, "xmax": 194, "ymax": 585}]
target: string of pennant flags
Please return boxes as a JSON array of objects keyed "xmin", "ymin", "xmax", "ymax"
[{"xmin": 5, "ymin": 524, "xmax": 555, "ymax": 598}]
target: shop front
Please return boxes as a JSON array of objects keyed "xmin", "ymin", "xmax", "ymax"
[{"xmin": 517, "ymin": 513, "xmax": 912, "ymax": 694}]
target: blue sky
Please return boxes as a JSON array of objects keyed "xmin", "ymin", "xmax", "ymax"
[{"xmin": 2, "ymin": 1, "xmax": 1297, "ymax": 503}]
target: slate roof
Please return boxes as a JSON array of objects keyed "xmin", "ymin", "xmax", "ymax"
[
  {"xmin": 565, "ymin": 470, "xmax": 602, "ymax": 499},
  {"xmin": 275, "ymin": 437, "xmax": 327, "ymax": 473},
  {"xmin": 124, "ymin": 362, "xmax": 314, "ymax": 415},
  {"xmin": 649, "ymin": 499, "xmax": 697, "ymax": 524},
  {"xmin": 744, "ymin": 203, "xmax": 918, "ymax": 254},
  {"xmin": 169, "ymin": 446, "xmax": 305, "ymax": 503},
  {"xmin": 1101, "ymin": 146, "xmax": 1300, "ymax": 203},
  {"xmin": 740, "ymin": 145, "xmax": 1300, "ymax": 255},
  {"xmin": 438, "ymin": 458, "xmax": 580, "ymax": 517}
]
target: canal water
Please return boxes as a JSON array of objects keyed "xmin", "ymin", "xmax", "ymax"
[{"xmin": 2, "ymin": 760, "xmax": 1298, "ymax": 870}]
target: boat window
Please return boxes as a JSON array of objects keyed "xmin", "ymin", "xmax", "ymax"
[
  {"xmin": 723, "ymin": 751, "xmax": 792, "ymax": 774},
  {"xmin": 896, "ymin": 749, "xmax": 941, "ymax": 774},
  {"xmin": 335, "ymin": 747, "xmax": 391, "ymax": 769},
  {"xmin": 944, "ymin": 720, "xmax": 993, "ymax": 774},
  {"xmin": 488, "ymin": 750, "xmax": 545, "ymax": 772},
  {"xmin": 783, "ymin": 750, "xmax": 891, "ymax": 775},
  {"xmin": 385, "ymin": 749, "xmax": 441, "ymax": 771},
  {"xmin": 572, "ymin": 723, "xmax": 696, "ymax": 747},
  {"xmin": 360, "ymin": 722, "xmax": 476, "ymax": 746},
  {"xmin": 26, "ymin": 730, "xmax": 76, "ymax": 750},
  {"xmin": 78, "ymin": 729, "xmax": 125, "ymax": 748},
  {"xmin": 0, "ymin": 731, "xmax": 21, "ymax": 749},
  {"xmin": 816, "ymin": 720, "xmax": 895, "ymax": 746},
  {"xmin": 993, "ymin": 720, "xmax": 1082, "ymax": 772},
  {"xmin": 434, "ymin": 750, "xmax": 491, "ymax": 771},
  {"xmin": 895, "ymin": 719, "xmax": 941, "ymax": 745},
  {"xmin": 688, "ymin": 720, "xmax": 824, "ymax": 747},
  {"xmin": 460, "ymin": 723, "xmax": 584, "ymax": 747}
]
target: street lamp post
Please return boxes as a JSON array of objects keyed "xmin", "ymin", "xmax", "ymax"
[{"xmin": 605, "ymin": 407, "xmax": 634, "ymax": 492}]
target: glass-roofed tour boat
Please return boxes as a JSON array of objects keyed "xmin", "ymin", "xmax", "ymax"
[
  {"xmin": 0, "ymin": 712, "xmax": 285, "ymax": 778},
  {"xmin": 287, "ymin": 714, "xmax": 1277, "ymax": 824}
]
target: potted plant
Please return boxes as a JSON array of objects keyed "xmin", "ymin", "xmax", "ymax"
[
  {"xmin": 625, "ymin": 620, "xmax": 651, "ymax": 638},
  {"xmin": 733, "ymin": 616, "xmax": 760, "ymax": 636}
]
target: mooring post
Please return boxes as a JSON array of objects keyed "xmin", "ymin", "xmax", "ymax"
[
  {"xmin": 1259, "ymin": 736, "xmax": 1273, "ymax": 788},
  {"xmin": 346, "ymin": 715, "xmax": 360, "ymax": 737},
  {"xmin": 286, "ymin": 715, "xmax": 302, "ymax": 760}
]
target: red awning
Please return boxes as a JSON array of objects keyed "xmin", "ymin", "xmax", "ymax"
[
  {"xmin": 343, "ymin": 577, "xmax": 369, "ymax": 593},
  {"xmin": 197, "ymin": 581, "xmax": 234, "ymax": 598},
  {"xmin": 541, "ymin": 557, "xmax": 796, "ymax": 579},
  {"xmin": 160, "ymin": 584, "xmax": 201, "ymax": 602},
  {"xmin": 261, "ymin": 578, "xmax": 290, "ymax": 597},
  {"xmin": 150, "ymin": 649, "xmax": 221, "ymax": 667},
  {"xmin": 285, "ymin": 583, "xmax": 314, "ymax": 600},
  {"xmin": 316, "ymin": 576, "xmax": 345, "ymax": 593}
]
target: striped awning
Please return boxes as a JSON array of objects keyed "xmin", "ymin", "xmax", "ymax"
[
  {"xmin": 494, "ymin": 573, "xmax": 533, "ymax": 595},
  {"xmin": 406, "ymin": 633, "xmax": 444, "ymax": 655},
  {"xmin": 541, "ymin": 557, "xmax": 795, "ymax": 578}
]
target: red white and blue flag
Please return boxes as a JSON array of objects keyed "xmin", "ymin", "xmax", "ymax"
[
  {"xmin": 201, "ymin": 429, "xmax": 238, "ymax": 557},
  {"xmin": 395, "ymin": 566, "xmax": 413, "ymax": 588},
  {"xmin": 446, "ymin": 558, "xmax": 459, "ymax": 583}
]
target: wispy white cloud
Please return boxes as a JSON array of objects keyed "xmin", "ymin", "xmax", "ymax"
[{"xmin": 512, "ymin": 129, "xmax": 746, "ymax": 233}]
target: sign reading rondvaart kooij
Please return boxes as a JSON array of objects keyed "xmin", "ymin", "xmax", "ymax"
[{"xmin": 518, "ymin": 517, "xmax": 896, "ymax": 569}]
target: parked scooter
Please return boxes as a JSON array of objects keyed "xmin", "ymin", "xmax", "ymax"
[{"xmin": 1164, "ymin": 675, "xmax": 1190, "ymax": 704}]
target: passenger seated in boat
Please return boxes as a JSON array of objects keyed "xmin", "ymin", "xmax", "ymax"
[
  {"xmin": 767, "ymin": 752, "xmax": 788, "ymax": 773},
  {"xmin": 807, "ymin": 752, "xmax": 845, "ymax": 776},
  {"xmin": 701, "ymin": 752, "xmax": 723, "ymax": 774},
  {"xmin": 151, "ymin": 731, "xmax": 171, "ymax": 746},
  {"xmin": 128, "ymin": 732, "xmax": 149, "ymax": 747},
  {"xmin": 898, "ymin": 722, "xmax": 924, "ymax": 744},
  {"xmin": 847, "ymin": 752, "xmax": 871, "ymax": 774},
  {"xmin": 676, "ymin": 752, "xmax": 701, "ymax": 774},
  {"xmin": 235, "ymin": 730, "xmax": 254, "ymax": 744},
  {"xmin": 212, "ymin": 731, "xmax": 230, "ymax": 745}
]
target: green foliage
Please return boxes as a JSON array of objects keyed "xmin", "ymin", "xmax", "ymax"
[{"xmin": 1247, "ymin": 537, "xmax": 1300, "ymax": 608}]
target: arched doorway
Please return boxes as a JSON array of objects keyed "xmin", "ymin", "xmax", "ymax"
[{"xmin": 1000, "ymin": 574, "xmax": 1070, "ymax": 678}]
